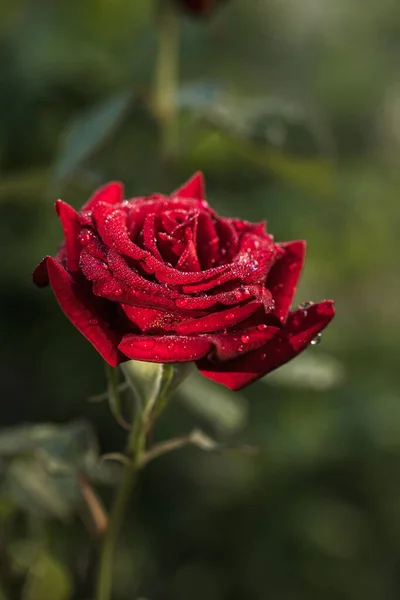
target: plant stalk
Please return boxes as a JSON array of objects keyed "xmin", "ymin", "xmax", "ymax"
[{"xmin": 95, "ymin": 380, "xmax": 146, "ymax": 600}]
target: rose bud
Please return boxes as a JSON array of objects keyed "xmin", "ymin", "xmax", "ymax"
[{"xmin": 33, "ymin": 173, "xmax": 334, "ymax": 391}]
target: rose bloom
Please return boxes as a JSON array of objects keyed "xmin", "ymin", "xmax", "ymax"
[{"xmin": 33, "ymin": 173, "xmax": 334, "ymax": 391}]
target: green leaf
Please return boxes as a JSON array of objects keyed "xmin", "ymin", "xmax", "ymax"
[
  {"xmin": 0, "ymin": 421, "xmax": 98, "ymax": 470},
  {"xmin": 0, "ymin": 422, "xmax": 109, "ymax": 519},
  {"xmin": 22, "ymin": 552, "xmax": 72, "ymax": 600},
  {"xmin": 4, "ymin": 458, "xmax": 80, "ymax": 520},
  {"xmin": 53, "ymin": 90, "xmax": 133, "ymax": 186}
]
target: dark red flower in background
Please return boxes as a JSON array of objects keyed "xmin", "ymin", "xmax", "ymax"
[
  {"xmin": 174, "ymin": 0, "xmax": 227, "ymax": 17},
  {"xmin": 33, "ymin": 173, "xmax": 334, "ymax": 390}
]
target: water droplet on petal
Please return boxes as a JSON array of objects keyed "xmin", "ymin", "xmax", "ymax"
[
  {"xmin": 250, "ymin": 259, "xmax": 259, "ymax": 272},
  {"xmin": 234, "ymin": 287, "xmax": 252, "ymax": 302},
  {"xmin": 79, "ymin": 230, "xmax": 92, "ymax": 246},
  {"xmin": 88, "ymin": 318, "xmax": 98, "ymax": 326},
  {"xmin": 257, "ymin": 324, "xmax": 268, "ymax": 331},
  {"xmin": 177, "ymin": 298, "xmax": 189, "ymax": 308},
  {"xmin": 311, "ymin": 332, "xmax": 322, "ymax": 346},
  {"xmin": 114, "ymin": 288, "xmax": 123, "ymax": 296},
  {"xmin": 241, "ymin": 335, "xmax": 250, "ymax": 344},
  {"xmin": 142, "ymin": 340, "xmax": 155, "ymax": 350},
  {"xmin": 260, "ymin": 352, "xmax": 267, "ymax": 360},
  {"xmin": 300, "ymin": 301, "xmax": 313, "ymax": 311},
  {"xmin": 225, "ymin": 313, "xmax": 235, "ymax": 321},
  {"xmin": 237, "ymin": 344, "xmax": 244, "ymax": 352}
]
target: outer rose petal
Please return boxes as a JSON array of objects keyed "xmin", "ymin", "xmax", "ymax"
[
  {"xmin": 33, "ymin": 256, "xmax": 52, "ymax": 287},
  {"xmin": 208, "ymin": 324, "xmax": 280, "ymax": 361},
  {"xmin": 266, "ymin": 240, "xmax": 306, "ymax": 323},
  {"xmin": 54, "ymin": 200, "xmax": 82, "ymax": 273},
  {"xmin": 82, "ymin": 181, "xmax": 124, "ymax": 212},
  {"xmin": 196, "ymin": 300, "xmax": 335, "ymax": 390},
  {"xmin": 45, "ymin": 257, "xmax": 124, "ymax": 367},
  {"xmin": 173, "ymin": 171, "xmax": 205, "ymax": 200},
  {"xmin": 119, "ymin": 334, "xmax": 212, "ymax": 362}
]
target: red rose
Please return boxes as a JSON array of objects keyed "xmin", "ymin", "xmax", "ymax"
[
  {"xmin": 174, "ymin": 0, "xmax": 227, "ymax": 17},
  {"xmin": 33, "ymin": 173, "xmax": 334, "ymax": 391}
]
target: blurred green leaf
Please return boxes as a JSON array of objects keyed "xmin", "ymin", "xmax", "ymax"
[
  {"xmin": 22, "ymin": 551, "xmax": 72, "ymax": 600},
  {"xmin": 53, "ymin": 90, "xmax": 133, "ymax": 187},
  {"xmin": 0, "ymin": 421, "xmax": 97, "ymax": 469},
  {"xmin": 0, "ymin": 422, "xmax": 115, "ymax": 519},
  {"xmin": 236, "ymin": 143, "xmax": 334, "ymax": 195},
  {"xmin": 4, "ymin": 457, "xmax": 80, "ymax": 520},
  {"xmin": 265, "ymin": 352, "xmax": 345, "ymax": 391},
  {"xmin": 184, "ymin": 90, "xmax": 334, "ymax": 194},
  {"xmin": 177, "ymin": 371, "xmax": 248, "ymax": 434}
]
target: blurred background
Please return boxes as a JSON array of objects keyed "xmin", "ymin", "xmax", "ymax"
[{"xmin": 1, "ymin": 0, "xmax": 400, "ymax": 598}]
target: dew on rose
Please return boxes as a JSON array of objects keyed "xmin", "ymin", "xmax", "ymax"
[
  {"xmin": 33, "ymin": 173, "xmax": 334, "ymax": 390},
  {"xmin": 311, "ymin": 333, "xmax": 322, "ymax": 346}
]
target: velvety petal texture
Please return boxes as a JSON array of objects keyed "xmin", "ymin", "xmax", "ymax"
[{"xmin": 33, "ymin": 173, "xmax": 335, "ymax": 390}]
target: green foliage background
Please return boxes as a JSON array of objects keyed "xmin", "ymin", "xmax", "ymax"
[{"xmin": 1, "ymin": 0, "xmax": 400, "ymax": 598}]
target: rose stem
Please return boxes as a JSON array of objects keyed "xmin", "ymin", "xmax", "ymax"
[
  {"xmin": 152, "ymin": 0, "xmax": 180, "ymax": 161},
  {"xmin": 95, "ymin": 369, "xmax": 147, "ymax": 600}
]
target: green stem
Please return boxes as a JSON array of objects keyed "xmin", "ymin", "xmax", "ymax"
[
  {"xmin": 95, "ymin": 376, "xmax": 147, "ymax": 600},
  {"xmin": 153, "ymin": 0, "xmax": 180, "ymax": 160}
]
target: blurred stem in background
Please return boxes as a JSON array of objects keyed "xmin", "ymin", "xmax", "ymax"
[{"xmin": 152, "ymin": 0, "xmax": 180, "ymax": 162}]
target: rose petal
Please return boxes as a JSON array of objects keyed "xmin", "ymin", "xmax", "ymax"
[
  {"xmin": 266, "ymin": 240, "xmax": 306, "ymax": 323},
  {"xmin": 120, "ymin": 305, "xmax": 204, "ymax": 332},
  {"xmin": 144, "ymin": 253, "xmax": 232, "ymax": 286},
  {"xmin": 33, "ymin": 256, "xmax": 51, "ymax": 287},
  {"xmin": 119, "ymin": 333, "xmax": 212, "ymax": 362},
  {"xmin": 208, "ymin": 324, "xmax": 280, "ymax": 361},
  {"xmin": 82, "ymin": 181, "xmax": 124, "ymax": 212},
  {"xmin": 235, "ymin": 233, "xmax": 280, "ymax": 284},
  {"xmin": 175, "ymin": 300, "xmax": 263, "ymax": 335},
  {"xmin": 172, "ymin": 171, "xmax": 205, "ymax": 200},
  {"xmin": 176, "ymin": 238, "xmax": 201, "ymax": 272},
  {"xmin": 215, "ymin": 218, "xmax": 239, "ymax": 264},
  {"xmin": 230, "ymin": 219, "xmax": 267, "ymax": 237},
  {"xmin": 173, "ymin": 284, "xmax": 260, "ymax": 310},
  {"xmin": 196, "ymin": 300, "xmax": 335, "ymax": 390},
  {"xmin": 143, "ymin": 212, "xmax": 163, "ymax": 259},
  {"xmin": 54, "ymin": 200, "xmax": 81, "ymax": 272},
  {"xmin": 92, "ymin": 203, "xmax": 147, "ymax": 260},
  {"xmin": 196, "ymin": 212, "xmax": 219, "ymax": 268},
  {"xmin": 45, "ymin": 257, "xmax": 124, "ymax": 366}
]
